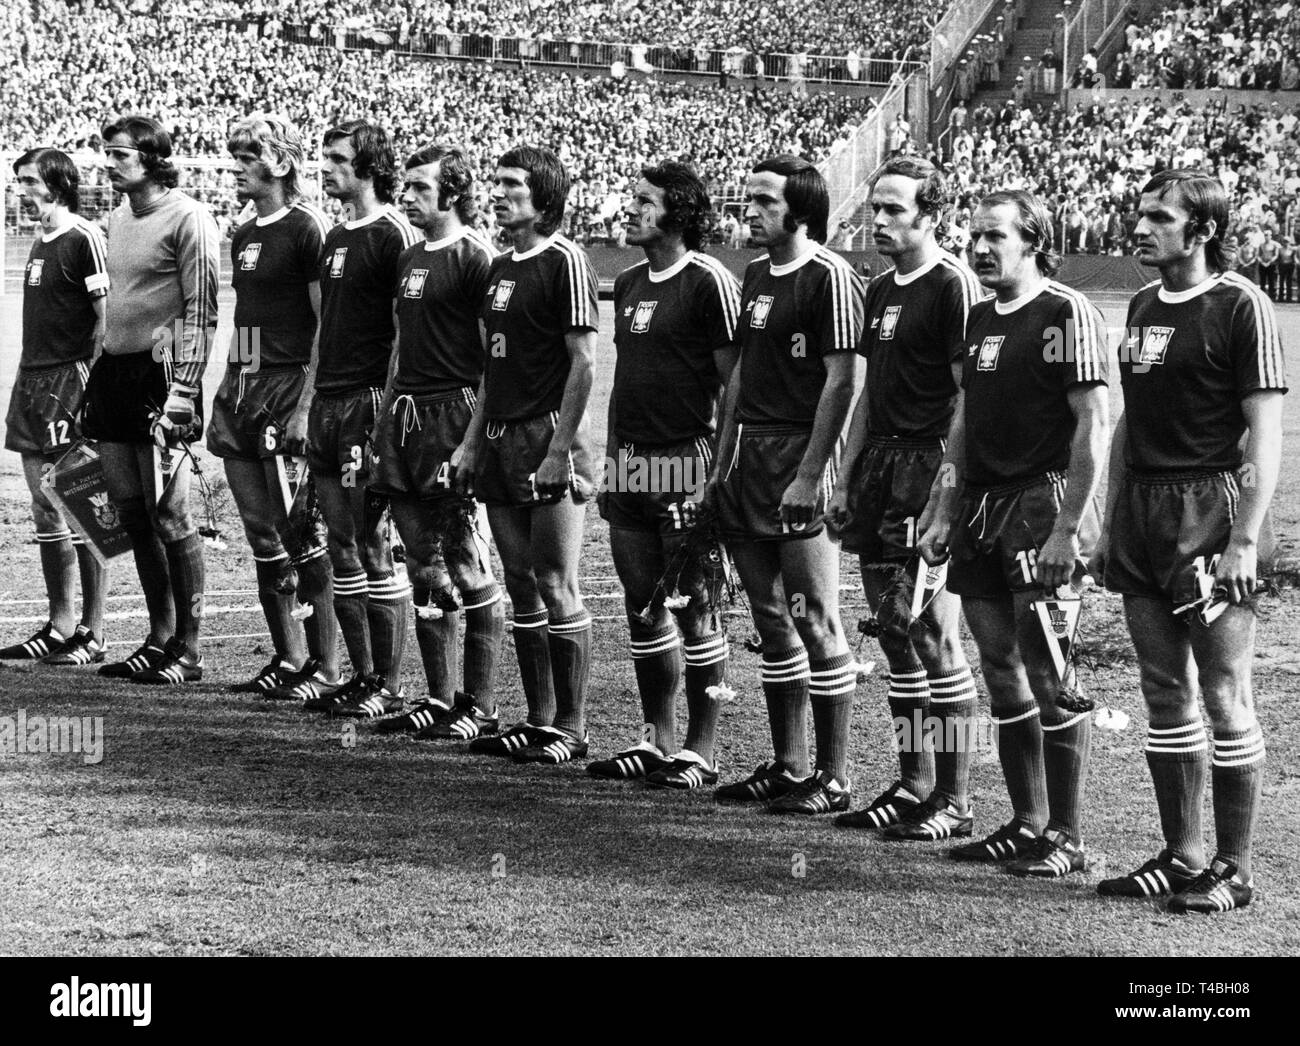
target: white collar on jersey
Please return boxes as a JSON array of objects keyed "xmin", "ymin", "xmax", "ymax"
[
  {"xmin": 1157, "ymin": 273, "xmax": 1222, "ymax": 304},
  {"xmin": 893, "ymin": 252, "xmax": 943, "ymax": 286},
  {"xmin": 512, "ymin": 233, "xmax": 559, "ymax": 261},
  {"xmin": 256, "ymin": 206, "xmax": 290, "ymax": 227},
  {"xmin": 768, "ymin": 245, "xmax": 820, "ymax": 277},
  {"xmin": 993, "ymin": 278, "xmax": 1047, "ymax": 315},
  {"xmin": 344, "ymin": 208, "xmax": 392, "ymax": 231},
  {"xmin": 423, "ymin": 229, "xmax": 466, "ymax": 252},
  {"xmin": 41, "ymin": 220, "xmax": 79, "ymax": 243},
  {"xmin": 648, "ymin": 252, "xmax": 694, "ymax": 283}
]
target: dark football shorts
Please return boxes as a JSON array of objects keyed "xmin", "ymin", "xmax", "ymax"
[
  {"xmin": 1104, "ymin": 470, "xmax": 1240, "ymax": 605},
  {"xmin": 474, "ymin": 410, "xmax": 598, "ymax": 508},
  {"xmin": 5, "ymin": 360, "xmax": 90, "ymax": 457},
  {"xmin": 715, "ymin": 423, "xmax": 834, "ymax": 541},
  {"xmin": 207, "ymin": 365, "xmax": 308, "ymax": 461},
  {"xmin": 838, "ymin": 436, "xmax": 944, "ymax": 562},
  {"xmin": 948, "ymin": 471, "xmax": 1099, "ymax": 598},
  {"xmin": 599, "ymin": 435, "xmax": 714, "ymax": 537},
  {"xmin": 306, "ymin": 386, "xmax": 383, "ymax": 479},
  {"xmin": 370, "ymin": 387, "xmax": 476, "ymax": 501},
  {"xmin": 81, "ymin": 351, "xmax": 204, "ymax": 444}
]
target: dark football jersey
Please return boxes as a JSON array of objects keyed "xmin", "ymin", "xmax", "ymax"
[
  {"xmin": 394, "ymin": 228, "xmax": 495, "ymax": 394},
  {"xmin": 612, "ymin": 251, "xmax": 740, "ymax": 445},
  {"xmin": 961, "ymin": 280, "xmax": 1108, "ymax": 488},
  {"xmin": 21, "ymin": 218, "xmax": 108, "ymax": 368},
  {"xmin": 230, "ymin": 203, "xmax": 327, "ymax": 370},
  {"xmin": 481, "ymin": 235, "xmax": 599, "ymax": 421},
  {"xmin": 1120, "ymin": 273, "xmax": 1287, "ymax": 475},
  {"xmin": 860, "ymin": 250, "xmax": 982, "ymax": 440},
  {"xmin": 735, "ymin": 246, "xmax": 865, "ymax": 426},
  {"xmin": 317, "ymin": 208, "xmax": 417, "ymax": 394}
]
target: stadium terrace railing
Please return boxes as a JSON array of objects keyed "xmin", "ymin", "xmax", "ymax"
[
  {"xmin": 224, "ymin": 20, "xmax": 925, "ymax": 87},
  {"xmin": 931, "ymin": 0, "xmax": 998, "ymax": 80},
  {"xmin": 1061, "ymin": 0, "xmax": 1128, "ymax": 88}
]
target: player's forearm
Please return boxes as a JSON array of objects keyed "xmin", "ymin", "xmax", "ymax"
[
  {"xmin": 834, "ymin": 380, "xmax": 873, "ymax": 494},
  {"xmin": 90, "ymin": 298, "xmax": 106, "ymax": 361},
  {"xmin": 462, "ymin": 377, "xmax": 489, "ymax": 448},
  {"xmin": 550, "ymin": 352, "xmax": 594, "ymax": 455},
  {"xmin": 711, "ymin": 367, "xmax": 742, "ymax": 483},
  {"xmin": 797, "ymin": 360, "xmax": 857, "ymax": 482},
  {"xmin": 1230, "ymin": 397, "xmax": 1284, "ymax": 550},
  {"xmin": 1054, "ymin": 392, "xmax": 1109, "ymax": 536},
  {"xmin": 928, "ymin": 394, "xmax": 966, "ymax": 514},
  {"xmin": 1100, "ymin": 411, "xmax": 1128, "ymax": 536}
]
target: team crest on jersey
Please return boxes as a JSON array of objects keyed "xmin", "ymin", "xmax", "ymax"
[
  {"xmin": 328, "ymin": 247, "xmax": 348, "ymax": 278},
  {"xmin": 631, "ymin": 300, "xmax": 658, "ymax": 333},
  {"xmin": 749, "ymin": 295, "xmax": 774, "ymax": 329},
  {"xmin": 976, "ymin": 336, "xmax": 1004, "ymax": 371},
  {"xmin": 879, "ymin": 305, "xmax": 901, "ymax": 340},
  {"xmin": 490, "ymin": 280, "xmax": 516, "ymax": 311},
  {"xmin": 1138, "ymin": 326, "xmax": 1174, "ymax": 366},
  {"xmin": 27, "ymin": 259, "xmax": 43, "ymax": 286},
  {"xmin": 404, "ymin": 268, "xmax": 429, "ymax": 299},
  {"xmin": 240, "ymin": 243, "xmax": 262, "ymax": 271}
]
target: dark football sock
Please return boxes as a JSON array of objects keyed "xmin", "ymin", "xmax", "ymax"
[
  {"xmin": 73, "ymin": 537, "xmax": 107, "ymax": 637},
  {"xmin": 629, "ymin": 623, "xmax": 681, "ymax": 754},
  {"xmin": 367, "ymin": 572, "xmax": 409, "ymax": 690},
  {"xmin": 809, "ymin": 651, "xmax": 856, "ymax": 785},
  {"xmin": 1145, "ymin": 718, "xmax": 1208, "ymax": 869},
  {"xmin": 888, "ymin": 667, "xmax": 934, "ymax": 799},
  {"xmin": 255, "ymin": 553, "xmax": 304, "ymax": 666},
  {"xmin": 1211, "ymin": 724, "xmax": 1266, "ymax": 881},
  {"xmin": 332, "ymin": 570, "xmax": 372, "ymax": 678},
  {"xmin": 549, "ymin": 608, "xmax": 593, "ymax": 739},
  {"xmin": 164, "ymin": 531, "xmax": 204, "ymax": 654},
  {"xmin": 413, "ymin": 581, "xmax": 458, "ymax": 709},
  {"xmin": 927, "ymin": 666, "xmax": 978, "ymax": 810},
  {"xmin": 992, "ymin": 704, "xmax": 1048, "ymax": 834},
  {"xmin": 1041, "ymin": 708, "xmax": 1091, "ymax": 845},
  {"xmin": 124, "ymin": 516, "xmax": 173, "ymax": 646},
  {"xmin": 461, "ymin": 584, "xmax": 504, "ymax": 714},
  {"xmin": 682, "ymin": 631, "xmax": 728, "ymax": 766},
  {"xmin": 36, "ymin": 529, "xmax": 76, "ymax": 636},
  {"xmin": 761, "ymin": 646, "xmax": 810, "ymax": 778},
  {"xmin": 512, "ymin": 606, "xmax": 555, "ymax": 727},
  {"xmin": 296, "ymin": 551, "xmax": 338, "ymax": 679}
]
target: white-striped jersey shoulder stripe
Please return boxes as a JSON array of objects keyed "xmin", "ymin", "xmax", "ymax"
[
  {"xmin": 811, "ymin": 246, "xmax": 863, "ymax": 351},
  {"xmin": 616, "ymin": 258, "xmax": 651, "ymax": 283},
  {"xmin": 936, "ymin": 249, "xmax": 983, "ymax": 336},
  {"xmin": 292, "ymin": 201, "xmax": 332, "ymax": 241},
  {"xmin": 689, "ymin": 251, "xmax": 742, "ymax": 341},
  {"xmin": 73, "ymin": 217, "xmax": 110, "ymax": 290},
  {"xmin": 464, "ymin": 226, "xmax": 497, "ymax": 260},
  {"xmin": 551, "ymin": 235, "xmax": 595, "ymax": 329},
  {"xmin": 381, "ymin": 208, "xmax": 420, "ymax": 248},
  {"xmin": 1044, "ymin": 280, "xmax": 1105, "ymax": 383},
  {"xmin": 1222, "ymin": 271, "xmax": 1285, "ymax": 389}
]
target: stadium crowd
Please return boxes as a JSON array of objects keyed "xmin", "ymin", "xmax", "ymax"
[
  {"xmin": 3, "ymin": 3, "xmax": 875, "ymax": 240},
  {"xmin": 99, "ymin": 0, "xmax": 945, "ymax": 61},
  {"xmin": 1110, "ymin": 0, "xmax": 1300, "ymax": 90},
  {"xmin": 940, "ymin": 94, "xmax": 1299, "ymax": 292}
]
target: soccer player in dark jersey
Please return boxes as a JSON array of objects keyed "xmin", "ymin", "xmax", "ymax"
[
  {"xmin": 826, "ymin": 157, "xmax": 984, "ymax": 837},
  {"xmin": 304, "ymin": 120, "xmax": 417, "ymax": 717},
  {"xmin": 453, "ymin": 145, "xmax": 600, "ymax": 765},
  {"xmin": 917, "ymin": 189, "xmax": 1109, "ymax": 877},
  {"xmin": 1095, "ymin": 171, "xmax": 1286, "ymax": 913},
  {"xmin": 0, "ymin": 149, "xmax": 108, "ymax": 666},
  {"xmin": 82, "ymin": 115, "xmax": 219, "ymax": 685},
  {"xmin": 367, "ymin": 143, "xmax": 506, "ymax": 740},
  {"xmin": 587, "ymin": 161, "xmax": 740, "ymax": 790},
  {"xmin": 711, "ymin": 155, "xmax": 865, "ymax": 813},
  {"xmin": 206, "ymin": 114, "xmax": 339, "ymax": 699}
]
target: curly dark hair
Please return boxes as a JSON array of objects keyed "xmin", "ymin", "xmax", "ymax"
[
  {"xmin": 640, "ymin": 160, "xmax": 713, "ymax": 250},
  {"xmin": 101, "ymin": 115, "xmax": 179, "ymax": 188}
]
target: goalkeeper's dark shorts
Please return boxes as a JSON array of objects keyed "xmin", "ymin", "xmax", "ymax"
[{"xmin": 82, "ymin": 350, "xmax": 204, "ymax": 445}]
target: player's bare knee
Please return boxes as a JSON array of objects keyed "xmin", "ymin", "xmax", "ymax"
[
  {"xmin": 534, "ymin": 569, "xmax": 580, "ymax": 613},
  {"xmin": 30, "ymin": 494, "xmax": 63, "ymax": 535},
  {"xmin": 911, "ymin": 627, "xmax": 965, "ymax": 675},
  {"xmin": 1198, "ymin": 664, "xmax": 1253, "ymax": 730}
]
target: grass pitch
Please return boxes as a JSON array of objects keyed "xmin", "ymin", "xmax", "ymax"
[{"xmin": 0, "ymin": 291, "xmax": 1297, "ymax": 956}]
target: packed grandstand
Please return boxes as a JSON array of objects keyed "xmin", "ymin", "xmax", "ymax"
[{"xmin": 3, "ymin": 0, "xmax": 1298, "ymax": 276}]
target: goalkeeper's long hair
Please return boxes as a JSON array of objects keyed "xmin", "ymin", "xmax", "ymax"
[{"xmin": 228, "ymin": 113, "xmax": 309, "ymax": 204}]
